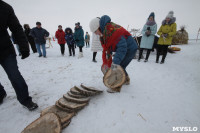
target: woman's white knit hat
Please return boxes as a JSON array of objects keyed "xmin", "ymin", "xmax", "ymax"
[
  {"xmin": 166, "ymin": 11, "xmax": 174, "ymax": 19},
  {"xmin": 89, "ymin": 17, "xmax": 100, "ymax": 33}
]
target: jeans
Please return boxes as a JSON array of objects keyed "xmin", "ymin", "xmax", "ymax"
[
  {"xmin": 120, "ymin": 46, "xmax": 137, "ymax": 75},
  {"xmin": 118, "ymin": 36, "xmax": 138, "ymax": 75},
  {"xmin": 0, "ymin": 54, "xmax": 32, "ymax": 105},
  {"xmin": 36, "ymin": 44, "xmax": 46, "ymax": 57}
]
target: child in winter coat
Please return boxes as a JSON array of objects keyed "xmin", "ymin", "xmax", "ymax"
[
  {"xmin": 85, "ymin": 32, "xmax": 90, "ymax": 48},
  {"xmin": 65, "ymin": 28, "xmax": 75, "ymax": 56},
  {"xmin": 55, "ymin": 25, "xmax": 66, "ymax": 56},
  {"xmin": 157, "ymin": 11, "xmax": 177, "ymax": 64},
  {"xmin": 89, "ymin": 15, "xmax": 138, "ymax": 93},
  {"xmin": 138, "ymin": 12, "xmax": 157, "ymax": 62}
]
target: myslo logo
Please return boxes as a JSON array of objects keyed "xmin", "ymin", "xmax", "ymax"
[{"xmin": 172, "ymin": 127, "xmax": 198, "ymax": 132}]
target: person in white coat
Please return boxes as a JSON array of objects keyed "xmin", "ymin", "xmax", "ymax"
[
  {"xmin": 138, "ymin": 12, "xmax": 157, "ymax": 62},
  {"xmin": 91, "ymin": 32, "xmax": 103, "ymax": 62}
]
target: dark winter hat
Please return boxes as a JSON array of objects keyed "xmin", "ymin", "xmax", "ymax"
[
  {"xmin": 65, "ymin": 27, "xmax": 72, "ymax": 34},
  {"xmin": 75, "ymin": 22, "xmax": 80, "ymax": 26},
  {"xmin": 36, "ymin": 22, "xmax": 41, "ymax": 25},
  {"xmin": 148, "ymin": 12, "xmax": 155, "ymax": 19}
]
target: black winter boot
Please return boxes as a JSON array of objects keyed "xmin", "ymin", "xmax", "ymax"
[
  {"xmin": 156, "ymin": 55, "xmax": 159, "ymax": 63},
  {"xmin": 160, "ymin": 58, "xmax": 165, "ymax": 64},
  {"xmin": 145, "ymin": 49, "xmax": 151, "ymax": 62},
  {"xmin": 23, "ymin": 101, "xmax": 38, "ymax": 111},
  {"xmin": 138, "ymin": 49, "xmax": 143, "ymax": 62}
]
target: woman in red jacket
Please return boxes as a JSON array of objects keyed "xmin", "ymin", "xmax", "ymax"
[{"xmin": 55, "ymin": 25, "xmax": 66, "ymax": 56}]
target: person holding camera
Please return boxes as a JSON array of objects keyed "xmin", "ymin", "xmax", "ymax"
[{"xmin": 138, "ymin": 12, "xmax": 157, "ymax": 62}]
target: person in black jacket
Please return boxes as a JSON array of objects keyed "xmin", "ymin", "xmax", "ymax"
[
  {"xmin": 0, "ymin": 0, "xmax": 38, "ymax": 110},
  {"xmin": 30, "ymin": 22, "xmax": 49, "ymax": 57},
  {"xmin": 24, "ymin": 24, "xmax": 37, "ymax": 53}
]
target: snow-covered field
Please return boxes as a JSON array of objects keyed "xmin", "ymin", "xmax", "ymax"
[{"xmin": 0, "ymin": 40, "xmax": 200, "ymax": 133}]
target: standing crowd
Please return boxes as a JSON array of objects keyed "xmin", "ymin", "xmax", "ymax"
[
  {"xmin": 138, "ymin": 11, "xmax": 177, "ymax": 64},
  {"xmin": 0, "ymin": 0, "xmax": 177, "ymax": 110}
]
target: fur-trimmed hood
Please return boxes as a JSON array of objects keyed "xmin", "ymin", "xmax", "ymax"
[
  {"xmin": 162, "ymin": 17, "xmax": 176, "ymax": 25},
  {"xmin": 65, "ymin": 27, "xmax": 73, "ymax": 34}
]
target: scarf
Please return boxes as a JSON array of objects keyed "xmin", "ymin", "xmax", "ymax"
[
  {"xmin": 101, "ymin": 22, "xmax": 131, "ymax": 68},
  {"xmin": 146, "ymin": 20, "xmax": 156, "ymax": 26},
  {"xmin": 162, "ymin": 17, "xmax": 176, "ymax": 25}
]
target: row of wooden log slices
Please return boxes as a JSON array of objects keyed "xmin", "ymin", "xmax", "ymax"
[{"xmin": 22, "ymin": 84, "xmax": 103, "ymax": 133}]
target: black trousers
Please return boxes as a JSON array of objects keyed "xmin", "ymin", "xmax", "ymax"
[
  {"xmin": 28, "ymin": 38, "xmax": 37, "ymax": 53},
  {"xmin": 59, "ymin": 44, "xmax": 65, "ymax": 55},
  {"xmin": 138, "ymin": 48, "xmax": 151, "ymax": 60},
  {"xmin": 86, "ymin": 42, "xmax": 89, "ymax": 47},
  {"xmin": 93, "ymin": 52, "xmax": 97, "ymax": 61},
  {"xmin": 156, "ymin": 45, "xmax": 169, "ymax": 61},
  {"xmin": 0, "ymin": 54, "xmax": 32, "ymax": 105},
  {"xmin": 79, "ymin": 46, "xmax": 83, "ymax": 52},
  {"xmin": 68, "ymin": 44, "xmax": 75, "ymax": 56}
]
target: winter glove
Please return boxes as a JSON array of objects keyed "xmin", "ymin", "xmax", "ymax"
[
  {"xmin": 162, "ymin": 34, "xmax": 168, "ymax": 38},
  {"xmin": 111, "ymin": 63, "xmax": 120, "ymax": 71},
  {"xmin": 21, "ymin": 51, "xmax": 30, "ymax": 59},
  {"xmin": 101, "ymin": 64, "xmax": 109, "ymax": 75}
]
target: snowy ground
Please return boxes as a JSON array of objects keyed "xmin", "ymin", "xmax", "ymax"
[{"xmin": 0, "ymin": 40, "xmax": 200, "ymax": 133}]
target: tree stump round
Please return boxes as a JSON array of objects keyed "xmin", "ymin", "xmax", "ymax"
[{"xmin": 103, "ymin": 66, "xmax": 126, "ymax": 89}]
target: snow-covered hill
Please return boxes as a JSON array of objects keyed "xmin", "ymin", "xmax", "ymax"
[{"xmin": 0, "ymin": 40, "xmax": 199, "ymax": 133}]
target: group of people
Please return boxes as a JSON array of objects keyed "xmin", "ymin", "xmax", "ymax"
[
  {"xmin": 88, "ymin": 11, "xmax": 177, "ymax": 92},
  {"xmin": 138, "ymin": 11, "xmax": 177, "ymax": 64},
  {"xmin": 55, "ymin": 23, "xmax": 92, "ymax": 58},
  {"xmin": 0, "ymin": 0, "xmax": 177, "ymax": 111}
]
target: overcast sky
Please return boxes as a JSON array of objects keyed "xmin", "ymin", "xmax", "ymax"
[{"xmin": 5, "ymin": 0, "xmax": 200, "ymax": 39}]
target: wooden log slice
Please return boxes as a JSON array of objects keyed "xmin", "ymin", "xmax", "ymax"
[
  {"xmin": 67, "ymin": 91, "xmax": 87, "ymax": 99},
  {"xmin": 55, "ymin": 101, "xmax": 74, "ymax": 113},
  {"xmin": 58, "ymin": 98, "xmax": 87, "ymax": 111},
  {"xmin": 21, "ymin": 113, "xmax": 61, "ymax": 133},
  {"xmin": 103, "ymin": 66, "xmax": 126, "ymax": 89},
  {"xmin": 70, "ymin": 87, "xmax": 83, "ymax": 95},
  {"xmin": 61, "ymin": 120, "xmax": 71, "ymax": 129},
  {"xmin": 74, "ymin": 86, "xmax": 97, "ymax": 97},
  {"xmin": 40, "ymin": 105, "xmax": 74, "ymax": 124},
  {"xmin": 63, "ymin": 94, "xmax": 90, "ymax": 104},
  {"xmin": 81, "ymin": 84, "xmax": 103, "ymax": 93}
]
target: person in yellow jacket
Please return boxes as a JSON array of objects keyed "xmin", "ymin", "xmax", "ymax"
[{"xmin": 157, "ymin": 11, "xmax": 177, "ymax": 64}]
